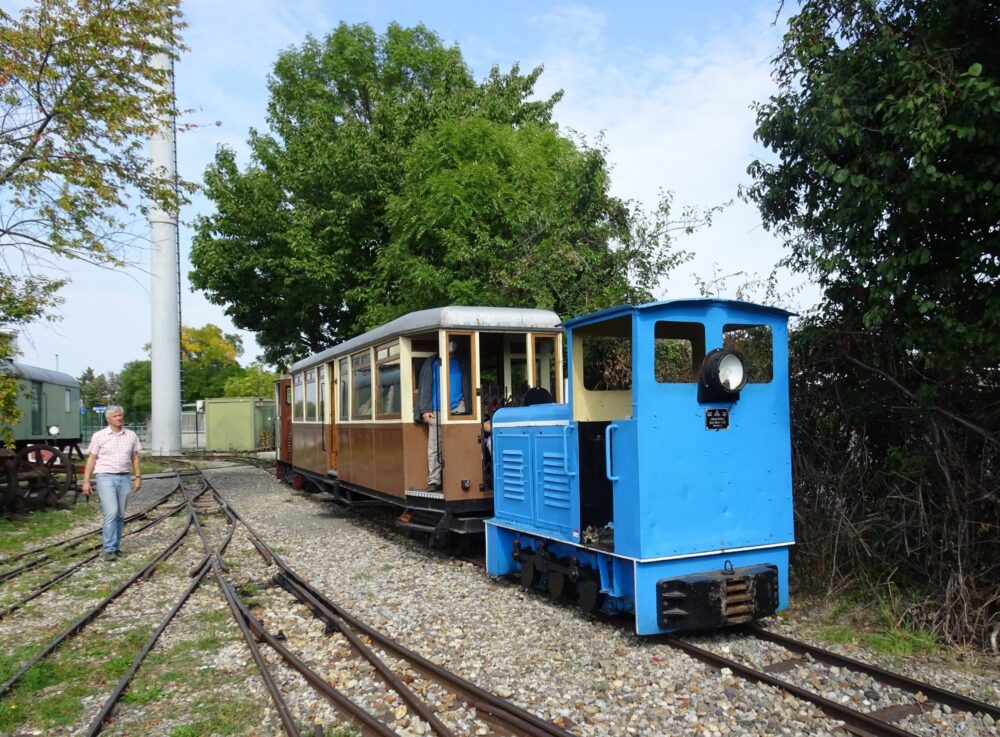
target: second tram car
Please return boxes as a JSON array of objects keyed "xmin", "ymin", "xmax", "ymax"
[{"xmin": 276, "ymin": 306, "xmax": 563, "ymax": 542}]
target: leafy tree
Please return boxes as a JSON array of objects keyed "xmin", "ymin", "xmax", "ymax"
[
  {"xmin": 223, "ymin": 362, "xmax": 278, "ymax": 398},
  {"xmin": 748, "ymin": 0, "xmax": 999, "ymax": 374},
  {"xmin": 0, "ymin": 334, "xmax": 21, "ymax": 447},
  {"xmin": 0, "ymin": 0, "xmax": 191, "ymax": 321},
  {"xmin": 366, "ymin": 119, "xmax": 698, "ymax": 328},
  {"xmin": 77, "ymin": 367, "xmax": 118, "ymax": 411},
  {"xmin": 191, "ymin": 22, "xmax": 662, "ymax": 363},
  {"xmin": 747, "ymin": 0, "xmax": 999, "ymax": 645},
  {"xmin": 116, "ymin": 360, "xmax": 151, "ymax": 421},
  {"xmin": 179, "ymin": 324, "xmax": 243, "ymax": 401}
]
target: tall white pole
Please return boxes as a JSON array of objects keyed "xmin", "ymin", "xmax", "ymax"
[{"xmin": 149, "ymin": 51, "xmax": 182, "ymax": 455}]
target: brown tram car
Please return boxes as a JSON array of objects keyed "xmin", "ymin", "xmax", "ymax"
[{"xmin": 275, "ymin": 306, "xmax": 563, "ymax": 542}]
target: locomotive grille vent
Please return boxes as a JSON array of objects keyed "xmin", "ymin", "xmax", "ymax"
[
  {"xmin": 500, "ymin": 449, "xmax": 526, "ymax": 500},
  {"xmin": 723, "ymin": 576, "xmax": 754, "ymax": 624}
]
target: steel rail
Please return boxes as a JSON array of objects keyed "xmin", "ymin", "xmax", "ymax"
[
  {"xmin": 213, "ymin": 560, "xmax": 301, "ymax": 737},
  {"xmin": 0, "ymin": 514, "xmax": 193, "ymax": 696},
  {"xmin": 749, "ymin": 625, "xmax": 1000, "ymax": 719},
  {"xmin": 220, "ymin": 578, "xmax": 399, "ymax": 737},
  {"xmin": 0, "ymin": 481, "xmax": 184, "ymax": 580},
  {"xmin": 214, "ymin": 477, "xmax": 577, "ymax": 737},
  {"xmin": 664, "ymin": 635, "xmax": 919, "ymax": 737},
  {"xmin": 0, "ymin": 494, "xmax": 195, "ymax": 620},
  {"xmin": 274, "ymin": 571, "xmax": 570, "ymax": 737},
  {"xmin": 269, "ymin": 572, "xmax": 457, "ymax": 737},
  {"xmin": 84, "ymin": 561, "xmax": 212, "ymax": 736}
]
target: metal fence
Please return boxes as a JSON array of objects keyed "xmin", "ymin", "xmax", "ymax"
[{"xmin": 81, "ymin": 411, "xmax": 205, "ymax": 450}]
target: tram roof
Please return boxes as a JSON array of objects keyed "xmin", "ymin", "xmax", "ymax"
[
  {"xmin": 1, "ymin": 360, "xmax": 79, "ymax": 387},
  {"xmin": 291, "ymin": 305, "xmax": 561, "ymax": 372}
]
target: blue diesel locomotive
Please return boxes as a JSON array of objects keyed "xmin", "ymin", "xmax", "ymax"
[{"xmin": 485, "ymin": 299, "xmax": 794, "ymax": 634}]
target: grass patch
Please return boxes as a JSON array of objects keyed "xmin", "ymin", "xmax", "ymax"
[
  {"xmin": 121, "ymin": 685, "xmax": 166, "ymax": 704},
  {"xmin": 0, "ymin": 504, "xmax": 97, "ymax": 556}
]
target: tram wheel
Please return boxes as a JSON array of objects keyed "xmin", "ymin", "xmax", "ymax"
[
  {"xmin": 578, "ymin": 578, "xmax": 600, "ymax": 613},
  {"xmin": 547, "ymin": 570, "xmax": 567, "ymax": 601},
  {"xmin": 519, "ymin": 559, "xmax": 537, "ymax": 588}
]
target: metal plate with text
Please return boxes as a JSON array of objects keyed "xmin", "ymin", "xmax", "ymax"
[{"xmin": 705, "ymin": 408, "xmax": 729, "ymax": 430}]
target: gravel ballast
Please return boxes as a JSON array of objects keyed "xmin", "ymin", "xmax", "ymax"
[{"xmin": 202, "ymin": 464, "xmax": 999, "ymax": 737}]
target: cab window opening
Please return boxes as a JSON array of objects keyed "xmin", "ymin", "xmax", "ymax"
[
  {"xmin": 579, "ymin": 318, "xmax": 632, "ymax": 392},
  {"xmin": 723, "ymin": 324, "xmax": 773, "ymax": 383},
  {"xmin": 654, "ymin": 321, "xmax": 705, "ymax": 384}
]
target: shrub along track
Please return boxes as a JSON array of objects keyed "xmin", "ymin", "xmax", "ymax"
[{"xmin": 0, "ymin": 469, "xmax": 580, "ymax": 737}]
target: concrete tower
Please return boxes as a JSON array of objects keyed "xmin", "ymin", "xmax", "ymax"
[{"xmin": 148, "ymin": 51, "xmax": 182, "ymax": 455}]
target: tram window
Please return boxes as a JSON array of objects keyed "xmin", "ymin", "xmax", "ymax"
[
  {"xmin": 351, "ymin": 351, "xmax": 372, "ymax": 419},
  {"xmin": 284, "ymin": 385, "xmax": 291, "ymax": 405},
  {"xmin": 65, "ymin": 388, "xmax": 71, "ymax": 413},
  {"xmin": 293, "ymin": 373, "xmax": 304, "ymax": 421},
  {"xmin": 376, "ymin": 362, "xmax": 401, "ymax": 417},
  {"xmin": 723, "ymin": 324, "xmax": 773, "ymax": 383},
  {"xmin": 510, "ymin": 357, "xmax": 528, "ymax": 398},
  {"xmin": 533, "ymin": 335, "xmax": 557, "ymax": 396},
  {"xmin": 317, "ymin": 365, "xmax": 325, "ymax": 421},
  {"xmin": 305, "ymin": 369, "xmax": 317, "ymax": 420},
  {"xmin": 376, "ymin": 342, "xmax": 401, "ymax": 418},
  {"xmin": 654, "ymin": 322, "xmax": 704, "ymax": 383},
  {"xmin": 338, "ymin": 358, "xmax": 348, "ymax": 421}
]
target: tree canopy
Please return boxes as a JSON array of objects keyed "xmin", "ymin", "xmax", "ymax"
[
  {"xmin": 0, "ymin": 0, "xmax": 190, "ymax": 326},
  {"xmin": 747, "ymin": 0, "xmax": 1000, "ymax": 376},
  {"xmin": 191, "ymin": 22, "xmax": 689, "ymax": 364},
  {"xmin": 747, "ymin": 0, "xmax": 999, "ymax": 646}
]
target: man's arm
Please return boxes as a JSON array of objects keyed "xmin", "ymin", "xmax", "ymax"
[
  {"xmin": 81, "ymin": 453, "xmax": 97, "ymax": 496},
  {"xmin": 131, "ymin": 450, "xmax": 142, "ymax": 491}
]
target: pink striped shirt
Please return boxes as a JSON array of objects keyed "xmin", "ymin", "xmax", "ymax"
[{"xmin": 87, "ymin": 427, "xmax": 142, "ymax": 474}]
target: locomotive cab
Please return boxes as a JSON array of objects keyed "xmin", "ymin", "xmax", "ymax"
[{"xmin": 487, "ymin": 299, "xmax": 794, "ymax": 634}]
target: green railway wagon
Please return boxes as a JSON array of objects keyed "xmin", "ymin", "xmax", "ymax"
[{"xmin": 1, "ymin": 359, "xmax": 83, "ymax": 509}]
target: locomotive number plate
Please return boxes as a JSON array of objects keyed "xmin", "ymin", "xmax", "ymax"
[{"xmin": 705, "ymin": 408, "xmax": 729, "ymax": 430}]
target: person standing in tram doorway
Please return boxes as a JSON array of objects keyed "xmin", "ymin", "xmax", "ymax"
[{"xmin": 414, "ymin": 340, "xmax": 470, "ymax": 492}]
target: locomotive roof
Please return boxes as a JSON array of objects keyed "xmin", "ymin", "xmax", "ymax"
[
  {"xmin": 560, "ymin": 298, "xmax": 795, "ymax": 329},
  {"xmin": 291, "ymin": 305, "xmax": 561, "ymax": 372},
  {"xmin": 1, "ymin": 360, "xmax": 79, "ymax": 387}
]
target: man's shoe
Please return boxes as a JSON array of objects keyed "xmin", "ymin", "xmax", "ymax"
[
  {"xmin": 102, "ymin": 552, "xmax": 117, "ymax": 562},
  {"xmin": 114, "ymin": 549, "xmax": 126, "ymax": 559}
]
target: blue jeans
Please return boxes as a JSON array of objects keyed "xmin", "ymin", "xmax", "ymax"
[{"xmin": 95, "ymin": 473, "xmax": 130, "ymax": 553}]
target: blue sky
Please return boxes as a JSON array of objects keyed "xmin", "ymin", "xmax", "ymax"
[{"xmin": 15, "ymin": 0, "xmax": 814, "ymax": 378}]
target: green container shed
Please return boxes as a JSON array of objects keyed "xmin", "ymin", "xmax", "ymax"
[{"xmin": 204, "ymin": 397, "xmax": 276, "ymax": 452}]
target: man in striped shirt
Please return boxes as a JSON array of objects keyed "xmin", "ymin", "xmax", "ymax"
[{"xmin": 81, "ymin": 406, "xmax": 142, "ymax": 561}]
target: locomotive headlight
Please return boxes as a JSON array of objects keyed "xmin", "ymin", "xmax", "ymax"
[
  {"xmin": 48, "ymin": 425, "xmax": 60, "ymax": 436},
  {"xmin": 717, "ymin": 353, "xmax": 746, "ymax": 391},
  {"xmin": 698, "ymin": 349, "xmax": 747, "ymax": 402}
]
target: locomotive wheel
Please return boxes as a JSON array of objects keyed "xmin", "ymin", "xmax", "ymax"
[
  {"xmin": 519, "ymin": 559, "xmax": 537, "ymax": 588},
  {"xmin": 15, "ymin": 444, "xmax": 72, "ymax": 506},
  {"xmin": 578, "ymin": 577, "xmax": 601, "ymax": 613},
  {"xmin": 547, "ymin": 570, "xmax": 567, "ymax": 601}
]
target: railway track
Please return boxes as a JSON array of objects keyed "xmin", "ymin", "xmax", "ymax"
[
  {"xmin": 668, "ymin": 625, "xmax": 1000, "ymax": 737},
  {"xmin": 2, "ymin": 465, "xmax": 996, "ymax": 736},
  {"xmin": 0, "ymin": 468, "xmax": 581, "ymax": 736}
]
